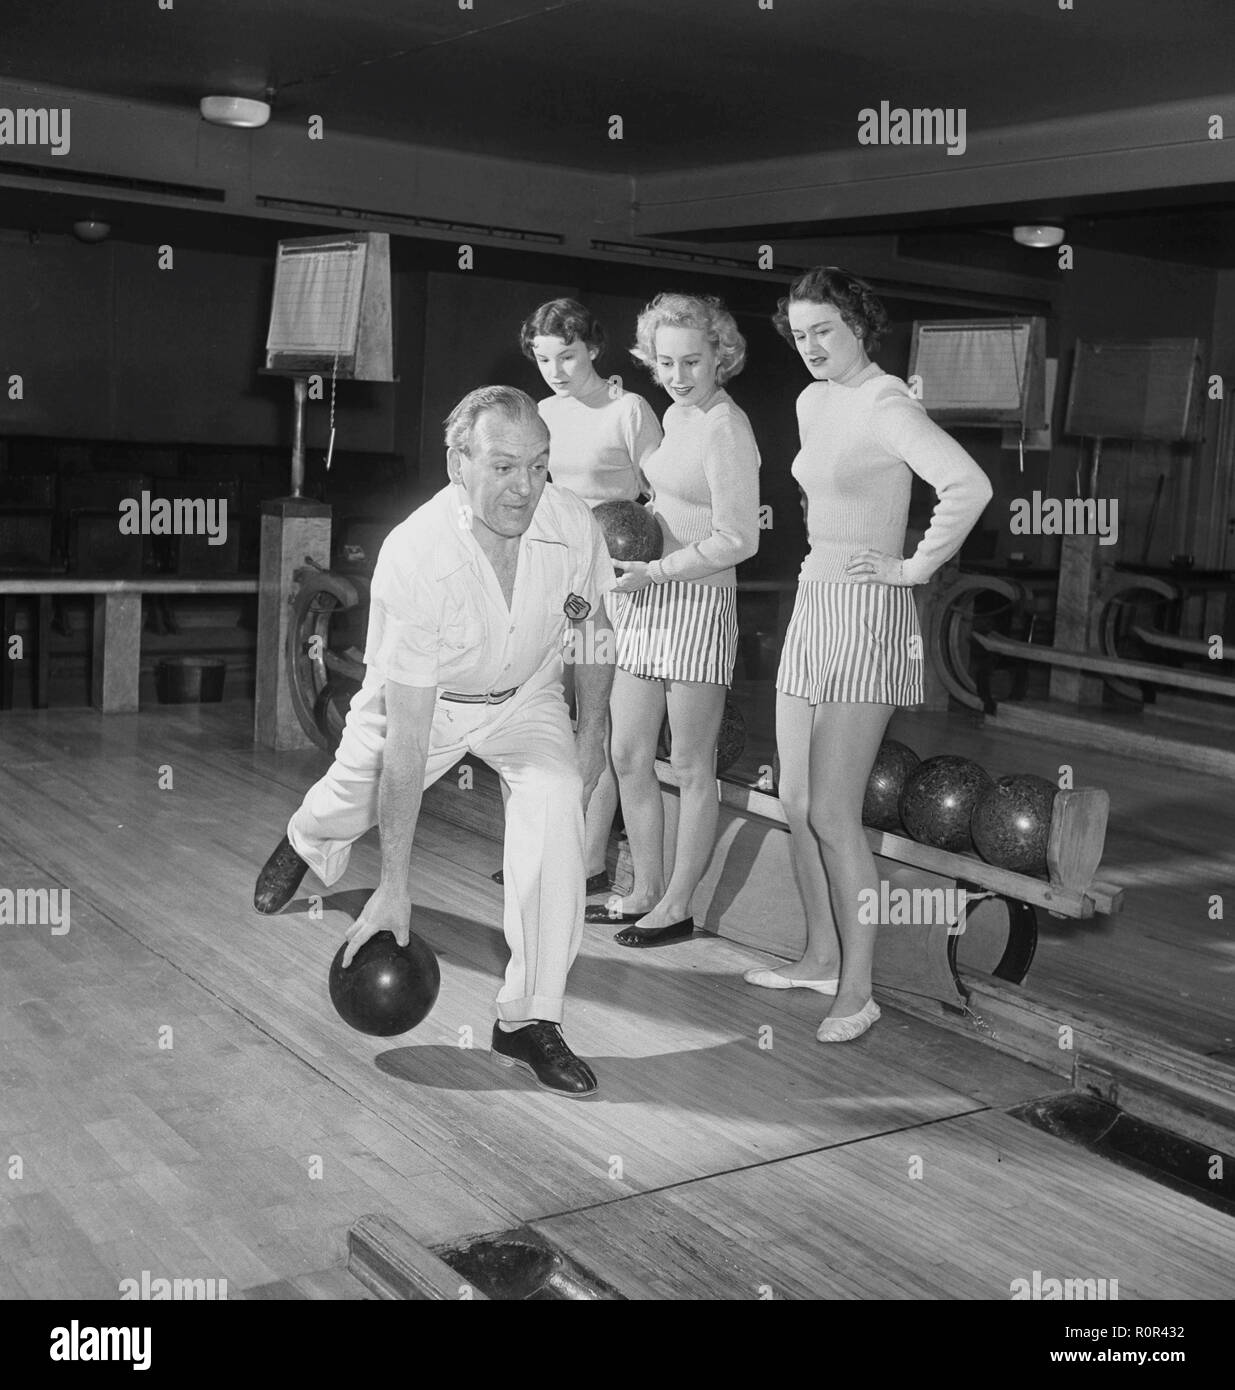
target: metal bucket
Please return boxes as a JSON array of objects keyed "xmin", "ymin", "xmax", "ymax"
[{"xmin": 155, "ymin": 656, "xmax": 226, "ymax": 704}]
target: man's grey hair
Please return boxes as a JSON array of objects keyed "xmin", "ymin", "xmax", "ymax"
[{"xmin": 443, "ymin": 385, "xmax": 546, "ymax": 456}]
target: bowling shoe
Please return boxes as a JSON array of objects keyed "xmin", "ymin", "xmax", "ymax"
[
  {"xmin": 815, "ymin": 999, "xmax": 881, "ymax": 1043},
  {"xmin": 253, "ymin": 834, "xmax": 310, "ymax": 914},
  {"xmin": 614, "ymin": 917, "xmax": 694, "ymax": 948},
  {"xmin": 490, "ymin": 1021, "xmax": 598, "ymax": 1098}
]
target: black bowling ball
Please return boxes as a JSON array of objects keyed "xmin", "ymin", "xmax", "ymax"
[
  {"xmin": 862, "ymin": 739, "xmax": 921, "ymax": 832},
  {"xmin": 971, "ymin": 774, "xmax": 1057, "ymax": 875},
  {"xmin": 328, "ymin": 930, "xmax": 441, "ymax": 1037},
  {"xmin": 899, "ymin": 755, "xmax": 993, "ymax": 853}
]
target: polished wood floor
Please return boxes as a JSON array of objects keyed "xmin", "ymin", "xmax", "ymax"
[{"xmin": 0, "ymin": 701, "xmax": 1231, "ymax": 1299}]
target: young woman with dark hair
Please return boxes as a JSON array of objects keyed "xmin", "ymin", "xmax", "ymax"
[{"xmin": 750, "ymin": 267, "xmax": 992, "ymax": 1041}]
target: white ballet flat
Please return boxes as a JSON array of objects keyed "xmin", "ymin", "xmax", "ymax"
[
  {"xmin": 816, "ymin": 999, "xmax": 881, "ymax": 1043},
  {"xmin": 743, "ymin": 967, "xmax": 839, "ymax": 995}
]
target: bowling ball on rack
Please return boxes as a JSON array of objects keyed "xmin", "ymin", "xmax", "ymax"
[
  {"xmin": 971, "ymin": 774, "xmax": 1057, "ymax": 875},
  {"xmin": 898, "ymin": 755, "xmax": 993, "ymax": 853},
  {"xmin": 328, "ymin": 930, "xmax": 440, "ymax": 1037},
  {"xmin": 656, "ymin": 695, "xmax": 747, "ymax": 775},
  {"xmin": 592, "ymin": 500, "xmax": 664, "ymax": 566},
  {"xmin": 861, "ymin": 739, "xmax": 921, "ymax": 832}
]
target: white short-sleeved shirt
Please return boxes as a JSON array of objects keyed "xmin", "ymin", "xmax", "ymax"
[
  {"xmin": 538, "ymin": 380, "xmax": 663, "ymax": 508},
  {"xmin": 362, "ymin": 482, "xmax": 616, "ymax": 695}
]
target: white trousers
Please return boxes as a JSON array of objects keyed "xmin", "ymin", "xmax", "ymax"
[{"xmin": 287, "ymin": 679, "xmax": 585, "ymax": 1024}]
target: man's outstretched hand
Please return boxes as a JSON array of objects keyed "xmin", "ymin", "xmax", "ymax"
[{"xmin": 341, "ymin": 883, "xmax": 413, "ymax": 967}]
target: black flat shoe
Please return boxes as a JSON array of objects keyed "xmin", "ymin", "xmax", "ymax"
[
  {"xmin": 494, "ymin": 869, "xmax": 611, "ymax": 894},
  {"xmin": 614, "ymin": 917, "xmax": 695, "ymax": 948},
  {"xmin": 253, "ymin": 834, "xmax": 309, "ymax": 914},
  {"xmin": 490, "ymin": 1021, "xmax": 598, "ymax": 1098},
  {"xmin": 584, "ymin": 903, "xmax": 645, "ymax": 924}
]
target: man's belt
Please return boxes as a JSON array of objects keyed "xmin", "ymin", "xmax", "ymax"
[{"xmin": 439, "ymin": 687, "xmax": 519, "ymax": 705}]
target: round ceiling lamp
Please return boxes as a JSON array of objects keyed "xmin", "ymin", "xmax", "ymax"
[
  {"xmin": 199, "ymin": 96, "xmax": 271, "ymax": 129},
  {"xmin": 72, "ymin": 218, "xmax": 111, "ymax": 243},
  {"xmin": 1012, "ymin": 224, "xmax": 1066, "ymax": 249}
]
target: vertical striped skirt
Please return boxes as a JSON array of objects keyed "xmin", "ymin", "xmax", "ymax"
[
  {"xmin": 776, "ymin": 581, "xmax": 924, "ymax": 706},
  {"xmin": 614, "ymin": 580, "xmax": 738, "ymax": 685}
]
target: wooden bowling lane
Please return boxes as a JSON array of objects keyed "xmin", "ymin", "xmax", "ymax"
[
  {"xmin": 2, "ymin": 703, "xmax": 1067, "ymax": 1298},
  {"xmin": 532, "ymin": 1108, "xmax": 1234, "ymax": 1300},
  {"xmin": 0, "ymin": 847, "xmax": 512, "ymax": 1300},
  {"xmin": 2, "ymin": 699, "xmax": 1231, "ymax": 1300}
]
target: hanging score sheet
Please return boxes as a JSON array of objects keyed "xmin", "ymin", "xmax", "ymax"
[
  {"xmin": 266, "ymin": 241, "xmax": 365, "ymax": 355},
  {"xmin": 914, "ymin": 321, "xmax": 1029, "ymax": 413}
]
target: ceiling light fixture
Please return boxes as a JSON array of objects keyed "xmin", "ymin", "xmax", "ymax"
[
  {"xmin": 1012, "ymin": 224, "xmax": 1066, "ymax": 249},
  {"xmin": 199, "ymin": 96, "xmax": 271, "ymax": 129},
  {"xmin": 73, "ymin": 218, "xmax": 111, "ymax": 243}
]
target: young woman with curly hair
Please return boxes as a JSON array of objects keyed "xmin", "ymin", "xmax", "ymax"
[
  {"xmin": 746, "ymin": 267, "xmax": 992, "ymax": 1040},
  {"xmin": 595, "ymin": 292, "xmax": 762, "ymax": 948}
]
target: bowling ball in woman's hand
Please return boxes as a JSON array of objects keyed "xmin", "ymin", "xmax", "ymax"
[{"xmin": 592, "ymin": 500, "xmax": 664, "ymax": 565}]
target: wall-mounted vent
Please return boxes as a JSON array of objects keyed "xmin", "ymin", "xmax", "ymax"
[
  {"xmin": 256, "ymin": 195, "xmax": 562, "ymax": 246},
  {"xmin": 0, "ymin": 159, "xmax": 225, "ymax": 202},
  {"xmin": 591, "ymin": 238, "xmax": 804, "ymax": 276}
]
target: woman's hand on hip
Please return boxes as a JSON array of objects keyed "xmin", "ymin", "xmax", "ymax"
[{"xmin": 845, "ymin": 549, "xmax": 908, "ymax": 584}]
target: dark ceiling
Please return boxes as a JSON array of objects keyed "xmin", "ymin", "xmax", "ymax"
[
  {"xmin": 2, "ymin": 0, "xmax": 1233, "ymax": 173},
  {"xmin": 2, "ymin": 0, "xmax": 1234, "ymax": 264}
]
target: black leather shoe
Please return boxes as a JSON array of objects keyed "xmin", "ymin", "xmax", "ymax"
[
  {"xmin": 254, "ymin": 835, "xmax": 309, "ymax": 914},
  {"xmin": 584, "ymin": 902, "xmax": 645, "ymax": 924},
  {"xmin": 615, "ymin": 917, "xmax": 695, "ymax": 948},
  {"xmin": 496, "ymin": 869, "xmax": 611, "ymax": 894},
  {"xmin": 490, "ymin": 1021, "xmax": 598, "ymax": 1098}
]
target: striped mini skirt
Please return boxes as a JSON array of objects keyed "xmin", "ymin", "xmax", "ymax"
[
  {"xmin": 615, "ymin": 580, "xmax": 738, "ymax": 685},
  {"xmin": 776, "ymin": 581, "xmax": 924, "ymax": 706}
]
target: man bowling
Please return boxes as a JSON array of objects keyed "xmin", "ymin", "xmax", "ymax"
[{"xmin": 253, "ymin": 385, "xmax": 615, "ymax": 1097}]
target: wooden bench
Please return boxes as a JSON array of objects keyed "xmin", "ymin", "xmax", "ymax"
[
  {"xmin": 0, "ymin": 577, "xmax": 259, "ymax": 712},
  {"xmin": 421, "ymin": 753, "xmax": 1121, "ymax": 1016}
]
